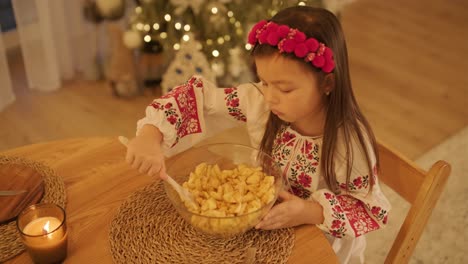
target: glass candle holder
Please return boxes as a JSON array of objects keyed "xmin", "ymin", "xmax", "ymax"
[{"xmin": 16, "ymin": 203, "xmax": 68, "ymax": 264}]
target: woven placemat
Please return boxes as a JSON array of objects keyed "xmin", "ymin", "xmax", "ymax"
[
  {"xmin": 0, "ymin": 155, "xmax": 66, "ymax": 262},
  {"xmin": 110, "ymin": 182, "xmax": 295, "ymax": 263}
]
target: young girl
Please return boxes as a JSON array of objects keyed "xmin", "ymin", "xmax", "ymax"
[{"xmin": 125, "ymin": 6, "xmax": 391, "ymax": 264}]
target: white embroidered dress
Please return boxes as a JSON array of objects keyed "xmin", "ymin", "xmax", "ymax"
[{"xmin": 136, "ymin": 76, "xmax": 391, "ymax": 264}]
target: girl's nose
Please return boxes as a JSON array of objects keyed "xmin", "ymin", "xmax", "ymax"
[{"xmin": 263, "ymin": 88, "xmax": 279, "ymax": 105}]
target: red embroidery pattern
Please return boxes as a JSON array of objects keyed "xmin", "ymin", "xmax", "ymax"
[
  {"xmin": 281, "ymin": 131, "xmax": 296, "ymax": 147},
  {"xmin": 336, "ymin": 195, "xmax": 380, "ymax": 237},
  {"xmin": 272, "ymin": 126, "xmax": 320, "ymax": 199},
  {"xmin": 339, "ymin": 175, "xmax": 370, "ymax": 191},
  {"xmin": 224, "ymin": 87, "xmax": 247, "ymax": 122},
  {"xmin": 323, "ymin": 192, "xmax": 347, "ymax": 238},
  {"xmin": 150, "ymin": 77, "xmax": 203, "ymax": 146},
  {"xmin": 371, "ymin": 206, "xmax": 389, "ymax": 224}
]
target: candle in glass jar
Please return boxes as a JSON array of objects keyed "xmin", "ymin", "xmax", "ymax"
[
  {"xmin": 17, "ymin": 204, "xmax": 68, "ymax": 264},
  {"xmin": 22, "ymin": 217, "xmax": 68, "ymax": 263}
]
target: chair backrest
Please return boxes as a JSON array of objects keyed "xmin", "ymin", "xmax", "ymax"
[{"xmin": 377, "ymin": 141, "xmax": 451, "ymax": 264}]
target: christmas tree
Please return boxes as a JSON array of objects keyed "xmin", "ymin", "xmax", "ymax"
[
  {"xmin": 161, "ymin": 33, "xmax": 216, "ymax": 94},
  {"xmin": 121, "ymin": 0, "xmax": 349, "ymax": 90}
]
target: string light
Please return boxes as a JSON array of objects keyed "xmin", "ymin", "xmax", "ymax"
[{"xmin": 131, "ymin": 1, "xmax": 281, "ymax": 76}]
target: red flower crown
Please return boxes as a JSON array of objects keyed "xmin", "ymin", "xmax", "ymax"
[{"xmin": 248, "ymin": 20, "xmax": 335, "ymax": 73}]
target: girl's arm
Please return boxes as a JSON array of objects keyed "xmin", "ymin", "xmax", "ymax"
[
  {"xmin": 136, "ymin": 75, "xmax": 269, "ymax": 157},
  {"xmin": 312, "ymin": 131, "xmax": 391, "ymax": 239}
]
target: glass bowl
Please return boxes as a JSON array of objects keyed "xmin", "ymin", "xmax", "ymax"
[{"xmin": 163, "ymin": 143, "xmax": 284, "ymax": 238}]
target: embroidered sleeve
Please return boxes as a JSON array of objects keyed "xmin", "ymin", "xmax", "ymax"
[
  {"xmin": 223, "ymin": 87, "xmax": 247, "ymax": 122},
  {"xmin": 137, "ymin": 76, "xmax": 203, "ymax": 152},
  {"xmin": 312, "ymin": 131, "xmax": 391, "ymax": 238},
  {"xmin": 136, "ymin": 75, "xmax": 267, "ymax": 156}
]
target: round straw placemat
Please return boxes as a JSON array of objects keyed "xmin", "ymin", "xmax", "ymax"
[
  {"xmin": 110, "ymin": 182, "xmax": 295, "ymax": 263},
  {"xmin": 0, "ymin": 156, "xmax": 66, "ymax": 262}
]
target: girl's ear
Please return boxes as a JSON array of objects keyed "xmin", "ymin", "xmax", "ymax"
[{"xmin": 323, "ymin": 73, "xmax": 335, "ymax": 96}]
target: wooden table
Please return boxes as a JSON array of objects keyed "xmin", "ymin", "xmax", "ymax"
[{"xmin": 2, "ymin": 137, "xmax": 338, "ymax": 263}]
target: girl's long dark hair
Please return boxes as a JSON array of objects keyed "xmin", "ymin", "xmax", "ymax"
[{"xmin": 253, "ymin": 6, "xmax": 378, "ymax": 193}]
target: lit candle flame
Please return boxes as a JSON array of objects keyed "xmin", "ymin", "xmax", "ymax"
[{"xmin": 42, "ymin": 220, "xmax": 50, "ymax": 235}]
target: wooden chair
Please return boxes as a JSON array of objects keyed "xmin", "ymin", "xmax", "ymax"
[{"xmin": 377, "ymin": 141, "xmax": 451, "ymax": 264}]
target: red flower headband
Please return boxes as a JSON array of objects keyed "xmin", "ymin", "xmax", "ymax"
[{"xmin": 248, "ymin": 20, "xmax": 335, "ymax": 73}]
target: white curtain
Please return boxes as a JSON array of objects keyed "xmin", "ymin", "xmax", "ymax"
[
  {"xmin": 0, "ymin": 0, "xmax": 106, "ymax": 110},
  {"xmin": 0, "ymin": 24, "xmax": 15, "ymax": 111},
  {"xmin": 11, "ymin": 0, "xmax": 99, "ymax": 92}
]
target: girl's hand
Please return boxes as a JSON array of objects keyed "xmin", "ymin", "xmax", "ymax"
[
  {"xmin": 255, "ymin": 191, "xmax": 324, "ymax": 230},
  {"xmin": 125, "ymin": 125, "xmax": 167, "ymax": 179}
]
